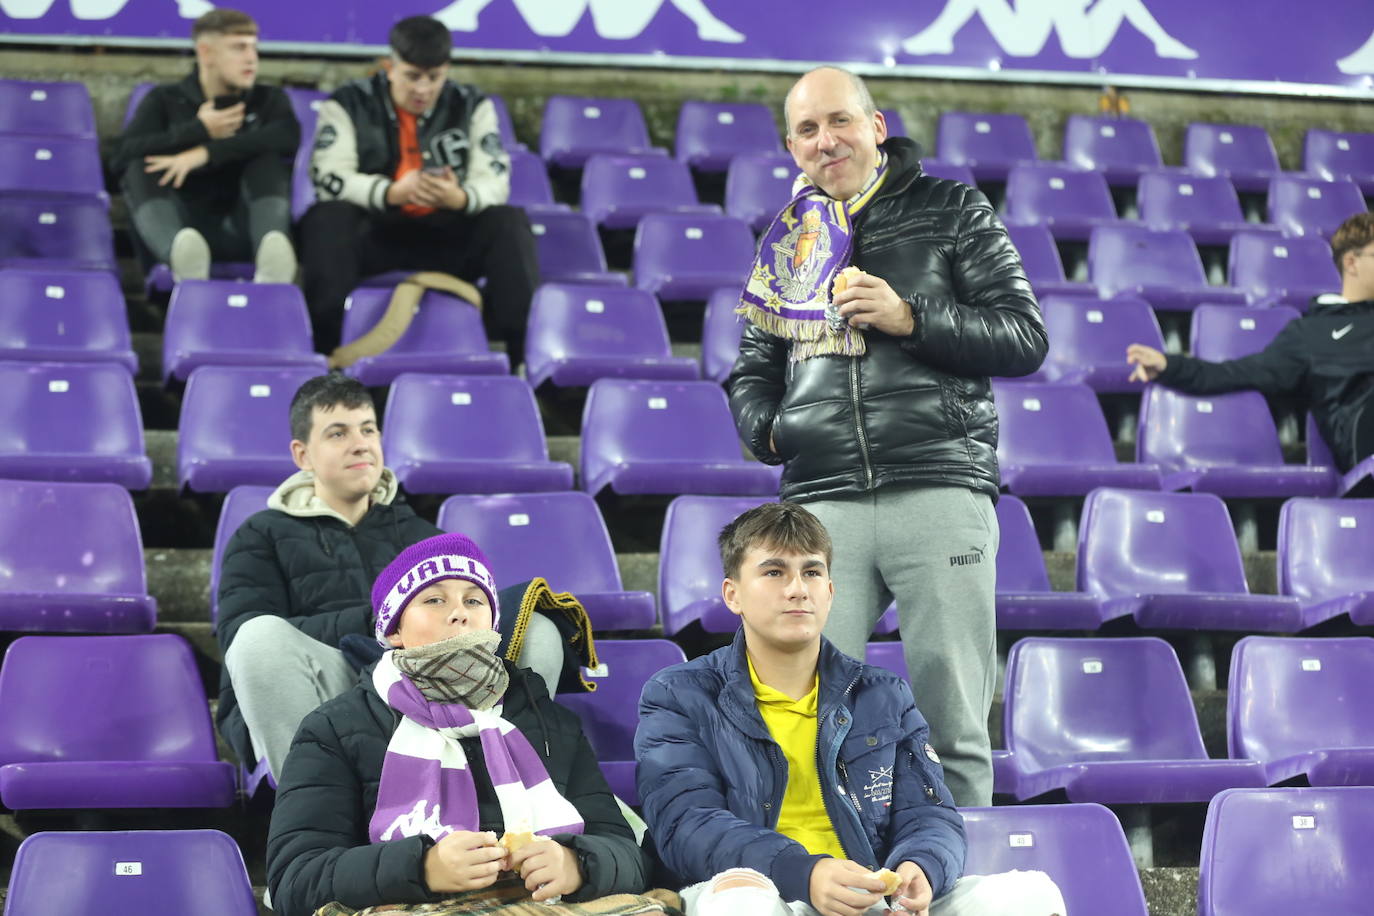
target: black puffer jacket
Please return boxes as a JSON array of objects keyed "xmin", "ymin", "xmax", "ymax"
[
  {"xmin": 267, "ymin": 661, "xmax": 649, "ymax": 916},
  {"xmin": 728, "ymin": 137, "xmax": 1046, "ymax": 502}
]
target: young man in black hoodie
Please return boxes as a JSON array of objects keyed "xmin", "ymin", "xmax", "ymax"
[{"xmin": 111, "ymin": 8, "xmax": 299, "ymax": 283}]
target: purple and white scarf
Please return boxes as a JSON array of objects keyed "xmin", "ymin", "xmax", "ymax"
[{"xmin": 369, "ymin": 648, "xmax": 585, "ymax": 844}]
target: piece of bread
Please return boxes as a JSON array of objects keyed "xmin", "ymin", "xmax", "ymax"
[
  {"xmin": 499, "ymin": 830, "xmax": 536, "ymax": 854},
  {"xmin": 872, "ymin": 868, "xmax": 902, "ymax": 896},
  {"xmin": 831, "ymin": 266, "xmax": 864, "ymax": 297}
]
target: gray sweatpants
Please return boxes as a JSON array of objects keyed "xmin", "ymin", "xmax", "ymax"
[{"xmin": 806, "ymin": 486, "xmax": 998, "ymax": 807}]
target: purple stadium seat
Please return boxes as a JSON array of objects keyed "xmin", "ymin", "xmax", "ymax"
[
  {"xmin": 525, "ymin": 283, "xmax": 698, "ymax": 389},
  {"xmin": 633, "ymin": 211, "xmax": 753, "ymax": 300},
  {"xmin": 863, "ymin": 642, "xmax": 906, "ymax": 678},
  {"xmin": 1305, "ymin": 128, "xmax": 1374, "ymax": 194},
  {"xmin": 5, "ymin": 829, "xmax": 258, "ymax": 916},
  {"xmin": 0, "ymin": 134, "xmax": 105, "ymax": 200},
  {"xmin": 145, "ymin": 261, "xmax": 256, "ymax": 298},
  {"xmin": 1228, "ymin": 231, "xmax": 1339, "ymax": 309},
  {"xmin": 702, "ymin": 286, "xmax": 746, "ymax": 384},
  {"xmin": 724, "ymin": 151, "xmax": 796, "ymax": 232},
  {"xmin": 1077, "ymin": 488, "xmax": 1303, "ymax": 631},
  {"xmin": 0, "ymin": 361, "xmax": 151, "ymax": 489},
  {"xmin": 283, "ymin": 86, "xmax": 327, "ymax": 127},
  {"xmin": 177, "ymin": 365, "xmax": 318, "ymax": 493},
  {"xmin": 486, "ymin": 93, "xmax": 521, "ymax": 151},
  {"xmin": 210, "ymin": 485, "xmax": 274, "ymax": 629},
  {"xmin": 918, "ymin": 159, "xmax": 977, "ymax": 186},
  {"xmin": 288, "ymin": 93, "xmax": 321, "ymax": 223},
  {"xmin": 580, "ymin": 153, "xmax": 715, "ymax": 229},
  {"xmin": 935, "ymin": 111, "xmax": 1037, "ymax": 183},
  {"xmin": 1137, "ymin": 386, "xmax": 1335, "ymax": 497},
  {"xmin": 1198, "ymin": 787, "xmax": 1374, "ymax": 916},
  {"xmin": 121, "ymin": 81, "xmax": 153, "ymax": 128},
  {"xmin": 1038, "ymin": 295, "xmax": 1164, "ymax": 392},
  {"xmin": 540, "ymin": 95, "xmax": 656, "ymax": 169},
  {"xmin": 993, "ymin": 381, "xmax": 1163, "ymax": 495},
  {"xmin": 1229, "ymin": 636, "xmax": 1374, "ymax": 786},
  {"xmin": 879, "ymin": 109, "xmax": 906, "ymax": 138},
  {"xmin": 0, "ymin": 79, "xmax": 95, "ymax": 137},
  {"xmin": 1137, "ymin": 170, "xmax": 1255, "ymax": 247},
  {"xmin": 1190, "ymin": 303, "xmax": 1300, "ymax": 361},
  {"xmin": 1278, "ymin": 498, "xmax": 1374, "ymax": 628},
  {"xmin": 0, "ymin": 196, "xmax": 115, "ymax": 272},
  {"xmin": 994, "ymin": 494, "xmax": 1104, "ymax": 630},
  {"xmin": 0, "ymin": 634, "xmax": 237, "ymax": 809},
  {"xmin": 162, "ymin": 281, "xmax": 325, "ymax": 383},
  {"xmin": 0, "ymin": 479, "xmax": 155, "ymax": 634},
  {"xmin": 556, "ymin": 639, "xmax": 686, "ymax": 803},
  {"xmin": 508, "ymin": 147, "xmax": 558, "ymax": 208},
  {"xmin": 383, "ymin": 374, "xmax": 572, "ymax": 494},
  {"xmin": 1004, "ymin": 163, "xmax": 1121, "ymax": 242},
  {"xmin": 580, "ymin": 378, "xmax": 779, "ymax": 499},
  {"xmin": 437, "ymin": 492, "xmax": 656, "ymax": 630},
  {"xmin": 675, "ymin": 101, "xmax": 781, "ymax": 172},
  {"xmin": 963, "ymin": 804, "xmax": 1149, "ymax": 916},
  {"xmin": 1305, "ymin": 413, "xmax": 1374, "ymax": 497},
  {"xmin": 338, "ymin": 286, "xmax": 508, "ymax": 385},
  {"xmin": 1003, "ymin": 222, "xmax": 1094, "ymax": 298},
  {"xmin": 658, "ymin": 494, "xmax": 777, "ymax": 634},
  {"xmin": 1183, "ymin": 123, "xmax": 1281, "ymax": 194},
  {"xmin": 526, "ymin": 206, "xmax": 624, "ymax": 286},
  {"xmin": 1005, "ymin": 637, "xmax": 1266, "ymax": 803},
  {"xmin": 0, "ymin": 269, "xmax": 136, "ymax": 372},
  {"xmin": 1089, "ymin": 224, "xmax": 1248, "ymax": 311},
  {"xmin": 1062, "ymin": 115, "xmax": 1163, "ymax": 187},
  {"xmin": 1267, "ymin": 174, "xmax": 1366, "ymax": 238}
]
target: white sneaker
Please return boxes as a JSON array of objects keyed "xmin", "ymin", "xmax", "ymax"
[
  {"xmin": 169, "ymin": 228, "xmax": 210, "ymax": 283},
  {"xmin": 254, "ymin": 230, "xmax": 297, "ymax": 284}
]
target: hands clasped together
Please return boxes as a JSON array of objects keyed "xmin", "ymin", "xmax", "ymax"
[{"xmin": 422, "ymin": 830, "xmax": 582, "ymax": 903}]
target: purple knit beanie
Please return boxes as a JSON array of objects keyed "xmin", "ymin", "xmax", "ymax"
[{"xmin": 372, "ymin": 532, "xmax": 500, "ymax": 644}]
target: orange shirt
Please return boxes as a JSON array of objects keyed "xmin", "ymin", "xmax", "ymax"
[{"xmin": 394, "ymin": 108, "xmax": 434, "ymax": 218}]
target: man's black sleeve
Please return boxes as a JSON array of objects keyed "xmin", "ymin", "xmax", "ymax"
[
  {"xmin": 204, "ymin": 85, "xmax": 301, "ymax": 167},
  {"xmin": 1157, "ymin": 319, "xmax": 1308, "ymax": 396},
  {"xmin": 109, "ymin": 85, "xmax": 211, "ymax": 175}
]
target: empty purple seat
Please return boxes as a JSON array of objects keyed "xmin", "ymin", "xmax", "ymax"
[
  {"xmin": 935, "ymin": 111, "xmax": 1037, "ymax": 183},
  {"xmin": 210, "ymin": 485, "xmax": 274, "ymax": 629},
  {"xmin": 1305, "ymin": 128, "xmax": 1374, "ymax": 194},
  {"xmin": 540, "ymin": 95, "xmax": 656, "ymax": 169},
  {"xmin": 1004, "ymin": 163, "xmax": 1121, "ymax": 242},
  {"xmin": 879, "ymin": 109, "xmax": 906, "ymax": 138},
  {"xmin": 633, "ymin": 211, "xmax": 753, "ymax": 300},
  {"xmin": 1038, "ymin": 295, "xmax": 1164, "ymax": 392},
  {"xmin": 1228, "ymin": 231, "xmax": 1339, "ymax": 309},
  {"xmin": 658, "ymin": 494, "xmax": 777, "ymax": 634},
  {"xmin": 1190, "ymin": 303, "xmax": 1300, "ymax": 361},
  {"xmin": 580, "ymin": 153, "xmax": 714, "ymax": 229},
  {"xmin": 1199, "ymin": 787, "xmax": 1374, "ymax": 916},
  {"xmin": 162, "ymin": 281, "xmax": 325, "ymax": 383},
  {"xmin": 339, "ymin": 286, "xmax": 507, "ymax": 385},
  {"xmin": 995, "ymin": 494, "xmax": 1104, "ymax": 630},
  {"xmin": 994, "ymin": 381, "xmax": 1162, "ymax": 495},
  {"xmin": 724, "ymin": 152, "xmax": 796, "ymax": 232},
  {"xmin": 0, "ymin": 79, "xmax": 95, "ymax": 137},
  {"xmin": 1229, "ymin": 636, "xmax": 1374, "ymax": 786},
  {"xmin": 1005, "ymin": 636, "xmax": 1266, "ymax": 803},
  {"xmin": 1183, "ymin": 123, "xmax": 1280, "ymax": 194},
  {"xmin": 0, "ymin": 361, "xmax": 151, "ymax": 488},
  {"xmin": 508, "ymin": 147, "xmax": 557, "ymax": 208},
  {"xmin": 581, "ymin": 378, "xmax": 779, "ymax": 499},
  {"xmin": 0, "ymin": 134, "xmax": 105, "ymax": 200},
  {"xmin": 1089, "ymin": 224, "xmax": 1248, "ymax": 311},
  {"xmin": 1268, "ymin": 174, "xmax": 1366, "ymax": 238},
  {"xmin": 121, "ymin": 81, "xmax": 154, "ymax": 128},
  {"xmin": 526, "ymin": 206, "xmax": 623, "ymax": 286},
  {"xmin": 962, "ymin": 804, "xmax": 1148, "ymax": 915},
  {"xmin": 702, "ymin": 286, "xmax": 746, "ymax": 384},
  {"xmin": 1077, "ymin": 488, "xmax": 1302, "ymax": 631},
  {"xmin": 863, "ymin": 642, "xmax": 906, "ymax": 678},
  {"xmin": 526, "ymin": 283, "xmax": 698, "ymax": 389},
  {"xmin": 0, "ymin": 196, "xmax": 115, "ymax": 272},
  {"xmin": 0, "ymin": 634, "xmax": 237, "ymax": 809},
  {"xmin": 177, "ymin": 365, "xmax": 319, "ymax": 493},
  {"xmin": 918, "ymin": 159, "xmax": 977, "ymax": 186},
  {"xmin": 1305, "ymin": 413, "xmax": 1374, "ymax": 497},
  {"xmin": 0, "ymin": 269, "xmax": 136, "ymax": 372},
  {"xmin": 1062, "ymin": 115, "xmax": 1163, "ymax": 187},
  {"xmin": 384, "ymin": 373, "xmax": 572, "ymax": 494},
  {"xmin": 1138, "ymin": 170, "xmax": 1254, "ymax": 247},
  {"xmin": 675, "ymin": 101, "xmax": 781, "ymax": 172},
  {"xmin": 1138, "ymin": 386, "xmax": 1335, "ymax": 497},
  {"xmin": 437, "ymin": 492, "xmax": 655, "ymax": 630},
  {"xmin": 0, "ymin": 479, "xmax": 155, "ymax": 634},
  {"xmin": 288, "ymin": 92, "xmax": 322, "ymax": 223},
  {"xmin": 1004, "ymin": 222, "xmax": 1094, "ymax": 298},
  {"xmin": 556, "ymin": 639, "xmax": 686, "ymax": 803},
  {"xmin": 6, "ymin": 829, "xmax": 258, "ymax": 916},
  {"xmin": 1278, "ymin": 498, "xmax": 1374, "ymax": 628}
]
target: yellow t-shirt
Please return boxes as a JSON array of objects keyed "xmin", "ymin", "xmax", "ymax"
[{"xmin": 749, "ymin": 656, "xmax": 846, "ymax": 859}]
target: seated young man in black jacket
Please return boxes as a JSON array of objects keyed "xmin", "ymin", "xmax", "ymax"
[
  {"xmin": 267, "ymin": 533, "xmax": 651, "ymax": 916},
  {"xmin": 110, "ymin": 8, "xmax": 298, "ymax": 283}
]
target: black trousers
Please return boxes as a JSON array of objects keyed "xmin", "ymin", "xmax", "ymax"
[{"xmin": 299, "ymin": 200, "xmax": 539, "ymax": 365}]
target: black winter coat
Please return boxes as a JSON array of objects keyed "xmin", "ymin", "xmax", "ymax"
[
  {"xmin": 728, "ymin": 137, "xmax": 1046, "ymax": 503},
  {"xmin": 266, "ymin": 662, "xmax": 649, "ymax": 916}
]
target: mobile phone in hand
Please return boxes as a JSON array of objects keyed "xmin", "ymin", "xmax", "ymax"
[
  {"xmin": 422, "ymin": 164, "xmax": 448, "ymax": 176},
  {"xmin": 213, "ymin": 93, "xmax": 243, "ymax": 110}
]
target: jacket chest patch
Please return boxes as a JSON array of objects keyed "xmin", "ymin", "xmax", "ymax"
[
  {"xmin": 863, "ymin": 765, "xmax": 893, "ymax": 805},
  {"xmin": 431, "ymin": 128, "xmax": 471, "ymax": 170}
]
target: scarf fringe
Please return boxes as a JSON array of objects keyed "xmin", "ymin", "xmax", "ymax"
[{"xmin": 736, "ymin": 303, "xmax": 867, "ymax": 359}]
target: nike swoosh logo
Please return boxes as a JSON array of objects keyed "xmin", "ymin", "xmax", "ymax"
[{"xmin": 1333, "ymin": 324, "xmax": 1354, "ymax": 339}]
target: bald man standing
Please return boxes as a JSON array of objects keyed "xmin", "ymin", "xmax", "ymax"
[{"xmin": 727, "ymin": 67, "xmax": 1046, "ymax": 806}]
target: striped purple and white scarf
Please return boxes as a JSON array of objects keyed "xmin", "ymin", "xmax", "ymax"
[{"xmin": 369, "ymin": 649, "xmax": 585, "ymax": 844}]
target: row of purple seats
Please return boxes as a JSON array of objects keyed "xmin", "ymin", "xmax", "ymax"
[
  {"xmin": 0, "ymin": 78, "xmax": 96, "ymax": 137},
  {"xmin": 0, "ymin": 133, "xmax": 105, "ymax": 202},
  {"xmin": 0, "ymin": 269, "xmax": 137, "ymax": 372},
  {"xmin": 0, "ymin": 196, "xmax": 115, "ymax": 272}
]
